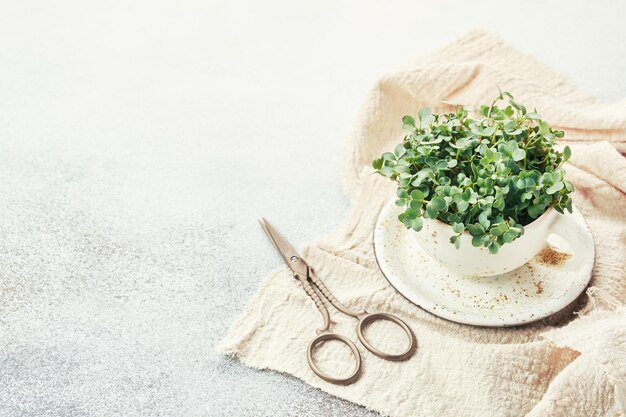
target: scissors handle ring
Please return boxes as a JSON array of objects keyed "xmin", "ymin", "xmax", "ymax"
[
  {"xmin": 356, "ymin": 313, "xmax": 416, "ymax": 361},
  {"xmin": 306, "ymin": 332, "xmax": 362, "ymax": 385}
]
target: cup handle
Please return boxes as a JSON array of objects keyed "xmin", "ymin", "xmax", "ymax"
[{"xmin": 545, "ymin": 212, "xmax": 593, "ymax": 267}]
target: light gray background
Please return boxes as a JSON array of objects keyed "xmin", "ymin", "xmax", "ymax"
[{"xmin": 0, "ymin": 1, "xmax": 625, "ymax": 416}]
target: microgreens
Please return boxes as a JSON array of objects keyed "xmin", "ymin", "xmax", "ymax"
[{"xmin": 373, "ymin": 90, "xmax": 573, "ymax": 254}]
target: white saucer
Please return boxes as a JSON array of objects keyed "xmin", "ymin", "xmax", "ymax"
[{"xmin": 373, "ymin": 199, "xmax": 595, "ymax": 327}]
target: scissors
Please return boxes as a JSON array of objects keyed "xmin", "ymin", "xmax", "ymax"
[{"xmin": 259, "ymin": 218, "xmax": 417, "ymax": 385}]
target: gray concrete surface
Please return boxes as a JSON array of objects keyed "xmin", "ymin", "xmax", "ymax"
[{"xmin": 0, "ymin": 1, "xmax": 624, "ymax": 416}]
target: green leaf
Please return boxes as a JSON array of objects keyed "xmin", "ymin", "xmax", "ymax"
[
  {"xmin": 411, "ymin": 189, "xmax": 425, "ymax": 201},
  {"xmin": 539, "ymin": 120, "xmax": 550, "ymax": 135},
  {"xmin": 447, "ymin": 159, "xmax": 458, "ymax": 168},
  {"xmin": 502, "ymin": 230, "xmax": 518, "ymax": 243},
  {"xmin": 478, "ymin": 210, "xmax": 491, "ymax": 229},
  {"xmin": 525, "ymin": 177, "xmax": 536, "ymax": 188},
  {"xmin": 378, "ymin": 166, "xmax": 394, "ymax": 177},
  {"xmin": 372, "ymin": 158, "xmax": 383, "ymax": 170},
  {"xmin": 393, "ymin": 164, "xmax": 410, "ymax": 174},
  {"xmin": 528, "ymin": 204, "xmax": 544, "ymax": 219},
  {"xmin": 492, "ymin": 110, "xmax": 506, "ymax": 121},
  {"xmin": 411, "ymin": 176, "xmax": 424, "ymax": 187},
  {"xmin": 425, "ymin": 205, "xmax": 438, "ymax": 219},
  {"xmin": 399, "ymin": 213, "xmax": 413, "ymax": 229},
  {"xmin": 512, "ymin": 148, "xmax": 526, "ymax": 161},
  {"xmin": 492, "ymin": 194, "xmax": 504, "ymax": 210},
  {"xmin": 450, "ymin": 138, "xmax": 468, "ymax": 149},
  {"xmin": 394, "ymin": 144, "xmax": 406, "ymax": 158},
  {"xmin": 488, "ymin": 241, "xmax": 500, "ymax": 254},
  {"xmin": 416, "ymin": 185, "xmax": 430, "ymax": 198},
  {"xmin": 409, "ymin": 199, "xmax": 422, "ymax": 210},
  {"xmin": 418, "ymin": 108, "xmax": 432, "ymax": 123},
  {"xmin": 436, "ymin": 160, "xmax": 449, "ymax": 170},
  {"xmin": 456, "ymin": 200, "xmax": 469, "ymax": 212},
  {"xmin": 490, "ymin": 222, "xmax": 507, "ymax": 236},
  {"xmin": 421, "ymin": 114, "xmax": 436, "ymax": 126},
  {"xmin": 467, "ymin": 223, "xmax": 484, "ymax": 236},
  {"xmin": 452, "ymin": 222, "xmax": 464, "ymax": 234},
  {"xmin": 461, "ymin": 188, "xmax": 472, "ymax": 202},
  {"xmin": 471, "ymin": 235, "xmax": 485, "ymax": 247},
  {"xmin": 430, "ymin": 196, "xmax": 447, "ymax": 211},
  {"xmin": 402, "ymin": 115, "xmax": 415, "ymax": 131},
  {"xmin": 546, "ymin": 181, "xmax": 564, "ymax": 194},
  {"xmin": 382, "ymin": 152, "xmax": 396, "ymax": 161},
  {"xmin": 563, "ymin": 145, "xmax": 571, "ymax": 162},
  {"xmin": 411, "ymin": 217, "xmax": 423, "ymax": 231},
  {"xmin": 504, "ymin": 140, "xmax": 518, "ymax": 155},
  {"xmin": 404, "ymin": 207, "xmax": 419, "ymax": 219}
]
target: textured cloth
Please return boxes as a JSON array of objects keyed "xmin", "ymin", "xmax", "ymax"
[{"xmin": 220, "ymin": 31, "xmax": 626, "ymax": 417}]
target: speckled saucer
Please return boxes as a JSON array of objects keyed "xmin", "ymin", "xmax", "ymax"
[{"xmin": 373, "ymin": 200, "xmax": 595, "ymax": 327}]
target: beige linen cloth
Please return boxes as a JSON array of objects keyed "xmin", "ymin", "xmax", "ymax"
[{"xmin": 219, "ymin": 31, "xmax": 626, "ymax": 417}]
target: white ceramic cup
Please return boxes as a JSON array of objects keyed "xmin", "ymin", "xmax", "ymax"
[{"xmin": 412, "ymin": 207, "xmax": 587, "ymax": 276}]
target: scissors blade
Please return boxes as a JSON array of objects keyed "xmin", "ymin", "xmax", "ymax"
[{"xmin": 258, "ymin": 218, "xmax": 309, "ymax": 277}]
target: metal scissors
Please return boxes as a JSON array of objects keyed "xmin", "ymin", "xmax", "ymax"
[{"xmin": 259, "ymin": 218, "xmax": 417, "ymax": 385}]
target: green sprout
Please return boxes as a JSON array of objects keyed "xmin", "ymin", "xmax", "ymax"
[{"xmin": 373, "ymin": 90, "xmax": 573, "ymax": 254}]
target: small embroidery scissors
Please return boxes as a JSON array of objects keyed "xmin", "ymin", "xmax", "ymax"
[{"xmin": 259, "ymin": 218, "xmax": 417, "ymax": 385}]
